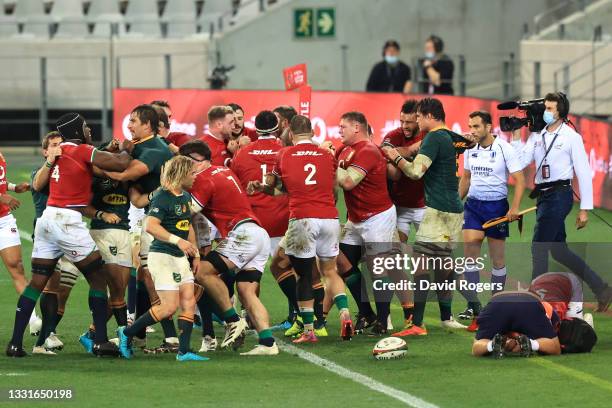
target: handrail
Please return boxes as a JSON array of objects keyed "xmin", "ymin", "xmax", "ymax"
[
  {"xmin": 533, "ymin": 0, "xmax": 592, "ymax": 34},
  {"xmin": 553, "ymin": 40, "xmax": 612, "ymax": 74}
]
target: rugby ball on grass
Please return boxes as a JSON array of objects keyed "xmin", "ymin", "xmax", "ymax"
[{"xmin": 372, "ymin": 337, "xmax": 407, "ymax": 360}]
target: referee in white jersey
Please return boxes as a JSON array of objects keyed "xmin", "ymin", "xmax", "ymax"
[
  {"xmin": 458, "ymin": 110, "xmax": 525, "ymax": 325},
  {"xmin": 511, "ymin": 92, "xmax": 612, "ymax": 312}
]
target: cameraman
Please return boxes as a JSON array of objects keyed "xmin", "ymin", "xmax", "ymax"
[{"xmin": 511, "ymin": 92, "xmax": 612, "ymax": 312}]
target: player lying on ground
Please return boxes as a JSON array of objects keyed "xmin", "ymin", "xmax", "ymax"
[
  {"xmin": 473, "ymin": 290, "xmax": 597, "ymax": 357},
  {"xmin": 118, "ymin": 156, "xmax": 206, "ymax": 361},
  {"xmin": 249, "ymin": 114, "xmax": 354, "ymax": 343}
]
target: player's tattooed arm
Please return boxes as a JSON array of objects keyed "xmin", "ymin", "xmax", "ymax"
[
  {"xmin": 103, "ymin": 159, "xmax": 148, "ymax": 182},
  {"xmin": 188, "ymin": 224, "xmax": 201, "ymax": 275},
  {"xmin": 383, "ymin": 146, "xmax": 431, "ymax": 180},
  {"xmin": 336, "ymin": 166, "xmax": 365, "ymax": 191}
]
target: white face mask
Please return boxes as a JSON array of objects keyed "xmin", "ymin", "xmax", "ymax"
[{"xmin": 384, "ymin": 55, "xmax": 399, "ymax": 65}]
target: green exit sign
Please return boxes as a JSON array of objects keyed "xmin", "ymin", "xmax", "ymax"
[
  {"xmin": 294, "ymin": 7, "xmax": 335, "ymax": 39},
  {"xmin": 316, "ymin": 8, "xmax": 335, "ymax": 37}
]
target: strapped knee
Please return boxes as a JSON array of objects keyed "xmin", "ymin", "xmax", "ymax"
[
  {"xmin": 235, "ymin": 269, "xmax": 262, "ymax": 284},
  {"xmin": 204, "ymin": 251, "xmax": 230, "ymax": 276},
  {"xmin": 32, "ymin": 262, "xmax": 56, "ymax": 277},
  {"xmin": 288, "ymin": 255, "xmax": 315, "ymax": 278}
]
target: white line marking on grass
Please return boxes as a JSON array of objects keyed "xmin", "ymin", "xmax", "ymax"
[
  {"xmin": 0, "ymin": 373, "xmax": 28, "ymax": 376},
  {"xmin": 19, "ymin": 231, "xmax": 32, "ymax": 242},
  {"xmin": 276, "ymin": 339, "xmax": 439, "ymax": 408}
]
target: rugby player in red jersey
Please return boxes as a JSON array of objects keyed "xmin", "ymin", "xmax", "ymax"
[
  {"xmin": 229, "ymin": 103, "xmax": 258, "ymax": 143},
  {"xmin": 231, "ymin": 111, "xmax": 298, "ymax": 327},
  {"xmin": 530, "ymin": 272, "xmax": 590, "ymax": 323},
  {"xmin": 333, "ymin": 111, "xmax": 397, "ymax": 336},
  {"xmin": 199, "ymin": 105, "xmax": 234, "ymax": 167},
  {"xmin": 180, "ymin": 140, "xmax": 277, "ymax": 355},
  {"xmin": 382, "ymin": 100, "xmax": 427, "ymax": 330},
  {"xmin": 0, "ymin": 152, "xmax": 32, "ymax": 296},
  {"xmin": 6, "ymin": 113, "xmax": 131, "ymax": 357},
  {"xmin": 250, "ymin": 115, "xmax": 353, "ymax": 342},
  {"xmin": 150, "ymin": 100, "xmax": 192, "ymax": 150}
]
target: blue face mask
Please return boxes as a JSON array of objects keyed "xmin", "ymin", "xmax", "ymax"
[
  {"xmin": 424, "ymin": 51, "xmax": 435, "ymax": 59},
  {"xmin": 384, "ymin": 55, "xmax": 399, "ymax": 65},
  {"xmin": 543, "ymin": 111, "xmax": 556, "ymax": 125}
]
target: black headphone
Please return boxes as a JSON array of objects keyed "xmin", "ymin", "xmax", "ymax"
[
  {"xmin": 556, "ymin": 92, "xmax": 570, "ymax": 118},
  {"xmin": 382, "ymin": 40, "xmax": 400, "ymax": 57},
  {"xmin": 427, "ymin": 35, "xmax": 444, "ymax": 53}
]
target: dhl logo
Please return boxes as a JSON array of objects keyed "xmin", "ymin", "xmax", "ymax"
[
  {"xmin": 175, "ymin": 220, "xmax": 190, "ymax": 231},
  {"xmin": 102, "ymin": 194, "xmax": 128, "ymax": 205}
]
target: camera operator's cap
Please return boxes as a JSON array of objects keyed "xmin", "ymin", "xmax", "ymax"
[{"xmin": 255, "ymin": 110, "xmax": 279, "ymax": 135}]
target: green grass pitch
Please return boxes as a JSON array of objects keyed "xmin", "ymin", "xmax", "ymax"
[{"xmin": 1, "ymin": 149, "xmax": 612, "ymax": 408}]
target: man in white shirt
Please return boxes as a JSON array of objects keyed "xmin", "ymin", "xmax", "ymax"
[
  {"xmin": 458, "ymin": 111, "xmax": 525, "ymax": 328},
  {"xmin": 511, "ymin": 92, "xmax": 612, "ymax": 312}
]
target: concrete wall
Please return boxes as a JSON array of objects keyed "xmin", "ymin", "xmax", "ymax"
[
  {"xmin": 216, "ymin": 0, "xmax": 552, "ymax": 97},
  {"xmin": 520, "ymin": 40, "xmax": 612, "ymax": 115},
  {"xmin": 0, "ymin": 37, "xmax": 209, "ymax": 109}
]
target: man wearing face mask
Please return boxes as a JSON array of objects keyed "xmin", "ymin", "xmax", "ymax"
[
  {"xmin": 366, "ymin": 40, "xmax": 412, "ymax": 94},
  {"xmin": 420, "ymin": 35, "xmax": 454, "ymax": 95},
  {"xmin": 511, "ymin": 92, "xmax": 612, "ymax": 312}
]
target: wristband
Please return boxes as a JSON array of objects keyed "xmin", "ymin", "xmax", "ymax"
[
  {"xmin": 7, "ymin": 183, "xmax": 16, "ymax": 192},
  {"xmin": 168, "ymin": 234, "xmax": 181, "ymax": 245},
  {"xmin": 393, "ymin": 156, "xmax": 404, "ymax": 165},
  {"xmin": 45, "ymin": 161, "xmax": 53, "ymax": 169},
  {"xmin": 148, "ymin": 192, "xmax": 154, "ymax": 202},
  {"xmin": 95, "ymin": 210, "xmax": 104, "ymax": 220}
]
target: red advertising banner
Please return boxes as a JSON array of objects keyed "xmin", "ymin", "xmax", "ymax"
[
  {"xmin": 113, "ymin": 89, "xmax": 612, "ymax": 210},
  {"xmin": 282, "ymin": 63, "xmax": 308, "ymax": 90},
  {"xmin": 298, "ymin": 85, "xmax": 312, "ymax": 118}
]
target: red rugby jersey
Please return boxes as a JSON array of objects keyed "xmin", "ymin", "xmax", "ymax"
[
  {"xmin": 47, "ymin": 142, "xmax": 96, "ymax": 208},
  {"xmin": 381, "ymin": 128, "xmax": 426, "ymax": 209},
  {"xmin": 231, "ymin": 136, "xmax": 289, "ymax": 237},
  {"xmin": 336, "ymin": 140, "xmax": 393, "ymax": 222},
  {"xmin": 0, "ymin": 153, "xmax": 10, "ymax": 217},
  {"xmin": 189, "ymin": 165, "xmax": 260, "ymax": 238},
  {"xmin": 167, "ymin": 132, "xmax": 192, "ymax": 147},
  {"xmin": 199, "ymin": 133, "xmax": 230, "ymax": 167},
  {"xmin": 273, "ymin": 141, "xmax": 338, "ymax": 220}
]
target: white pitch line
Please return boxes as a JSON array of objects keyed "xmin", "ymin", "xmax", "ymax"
[
  {"xmin": 0, "ymin": 373, "xmax": 28, "ymax": 376},
  {"xmin": 19, "ymin": 230, "xmax": 32, "ymax": 242},
  {"xmin": 276, "ymin": 340, "xmax": 439, "ymax": 408}
]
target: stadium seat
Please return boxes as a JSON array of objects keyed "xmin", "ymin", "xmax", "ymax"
[
  {"xmin": 0, "ymin": 14, "xmax": 19, "ymax": 38},
  {"xmin": 199, "ymin": 0, "xmax": 234, "ymax": 34},
  {"xmin": 123, "ymin": 0, "xmax": 162, "ymax": 37},
  {"xmin": 163, "ymin": 0, "xmax": 197, "ymax": 38},
  {"xmin": 88, "ymin": 0, "xmax": 126, "ymax": 38},
  {"xmin": 52, "ymin": 0, "xmax": 89, "ymax": 38},
  {"xmin": 13, "ymin": 0, "xmax": 51, "ymax": 37}
]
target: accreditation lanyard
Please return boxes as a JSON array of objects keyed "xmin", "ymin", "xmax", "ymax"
[{"xmin": 538, "ymin": 124, "xmax": 562, "ymax": 179}]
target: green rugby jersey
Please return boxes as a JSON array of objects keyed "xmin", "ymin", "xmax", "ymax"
[
  {"xmin": 30, "ymin": 167, "xmax": 49, "ymax": 220},
  {"xmin": 148, "ymin": 189, "xmax": 192, "ymax": 258},
  {"xmin": 418, "ymin": 128, "xmax": 463, "ymax": 214},
  {"xmin": 132, "ymin": 136, "xmax": 174, "ymax": 194},
  {"xmin": 90, "ymin": 177, "xmax": 130, "ymax": 231}
]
